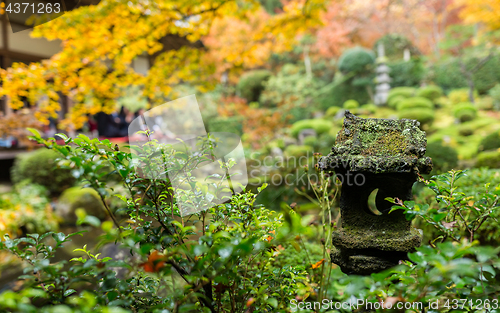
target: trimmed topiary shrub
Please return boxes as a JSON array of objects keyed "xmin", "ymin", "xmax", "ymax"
[
  {"xmin": 325, "ymin": 106, "xmax": 341, "ymax": 118},
  {"xmin": 236, "ymin": 70, "xmax": 272, "ymax": 102},
  {"xmin": 11, "ymin": 148, "xmax": 75, "ymax": 195},
  {"xmin": 338, "ymin": 47, "xmax": 375, "ymax": 75},
  {"xmin": 476, "ymin": 150, "xmax": 500, "ymax": 169},
  {"xmin": 284, "ymin": 144, "xmax": 313, "ymax": 158},
  {"xmin": 56, "ymin": 187, "xmax": 107, "ymax": 224},
  {"xmin": 359, "ymin": 103, "xmax": 377, "ymax": 114},
  {"xmin": 453, "ymin": 102, "xmax": 477, "ymax": 122},
  {"xmin": 458, "ymin": 124, "xmax": 474, "ymax": 136},
  {"xmin": 416, "ymin": 85, "xmax": 443, "ymax": 101},
  {"xmin": 398, "ymin": 108, "xmax": 434, "ymax": 126},
  {"xmin": 343, "ymin": 99, "xmax": 359, "ymax": 110},
  {"xmin": 388, "ymin": 59, "xmax": 425, "ymax": 88},
  {"xmin": 387, "ymin": 95, "xmax": 405, "ymax": 109},
  {"xmin": 290, "ymin": 119, "xmax": 332, "ymax": 138},
  {"xmin": 303, "ymin": 136, "xmax": 318, "ymax": 148},
  {"xmin": 396, "ymin": 97, "xmax": 434, "ymax": 111},
  {"xmin": 425, "ymin": 141, "xmax": 459, "ymax": 174},
  {"xmin": 478, "ymin": 130, "xmax": 500, "ymax": 152},
  {"xmin": 387, "ymin": 87, "xmax": 416, "ymax": 108}
]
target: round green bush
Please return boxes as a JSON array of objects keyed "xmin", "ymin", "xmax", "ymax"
[
  {"xmin": 453, "ymin": 102, "xmax": 477, "ymax": 123},
  {"xmin": 338, "ymin": 47, "xmax": 375, "ymax": 75},
  {"xmin": 11, "ymin": 148, "xmax": 75, "ymax": 195},
  {"xmin": 416, "ymin": 85, "xmax": 443, "ymax": 101},
  {"xmin": 343, "ymin": 99, "xmax": 359, "ymax": 110},
  {"xmin": 387, "ymin": 87, "xmax": 416, "ymax": 106},
  {"xmin": 303, "ymin": 136, "xmax": 318, "ymax": 148},
  {"xmin": 359, "ymin": 103, "xmax": 377, "ymax": 114},
  {"xmin": 478, "ymin": 130, "xmax": 500, "ymax": 152},
  {"xmin": 425, "ymin": 141, "xmax": 458, "ymax": 174},
  {"xmin": 458, "ymin": 124, "xmax": 474, "ymax": 136},
  {"xmin": 284, "ymin": 144, "xmax": 313, "ymax": 158},
  {"xmin": 290, "ymin": 119, "xmax": 332, "ymax": 138},
  {"xmin": 398, "ymin": 108, "xmax": 434, "ymax": 126},
  {"xmin": 56, "ymin": 187, "xmax": 107, "ymax": 224},
  {"xmin": 387, "ymin": 95, "xmax": 405, "ymax": 109},
  {"xmin": 236, "ymin": 69, "xmax": 272, "ymax": 102},
  {"xmin": 325, "ymin": 106, "xmax": 341, "ymax": 118},
  {"xmin": 476, "ymin": 150, "xmax": 500, "ymax": 169},
  {"xmin": 396, "ymin": 97, "xmax": 434, "ymax": 111}
]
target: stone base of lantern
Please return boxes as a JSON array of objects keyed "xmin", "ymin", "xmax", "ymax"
[{"xmin": 331, "ymin": 226, "xmax": 422, "ymax": 275}]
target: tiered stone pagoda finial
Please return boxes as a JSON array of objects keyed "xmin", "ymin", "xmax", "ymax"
[
  {"xmin": 374, "ymin": 43, "xmax": 391, "ymax": 106},
  {"xmin": 318, "ymin": 111, "xmax": 432, "ymax": 275}
]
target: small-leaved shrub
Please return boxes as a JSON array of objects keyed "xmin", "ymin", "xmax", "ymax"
[
  {"xmin": 416, "ymin": 85, "xmax": 443, "ymax": 101},
  {"xmin": 476, "ymin": 150, "xmax": 500, "ymax": 169},
  {"xmin": 396, "ymin": 96, "xmax": 434, "ymax": 111},
  {"xmin": 11, "ymin": 148, "xmax": 75, "ymax": 195},
  {"xmin": 342, "ymin": 99, "xmax": 359, "ymax": 110},
  {"xmin": 290, "ymin": 119, "xmax": 332, "ymax": 138},
  {"xmin": 453, "ymin": 102, "xmax": 477, "ymax": 122}
]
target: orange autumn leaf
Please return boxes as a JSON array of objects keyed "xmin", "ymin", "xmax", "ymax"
[
  {"xmin": 311, "ymin": 258, "xmax": 325, "ymax": 269},
  {"xmin": 140, "ymin": 250, "xmax": 166, "ymax": 273}
]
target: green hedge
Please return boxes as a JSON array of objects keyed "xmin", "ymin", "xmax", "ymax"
[
  {"xmin": 290, "ymin": 119, "xmax": 332, "ymax": 138},
  {"xmin": 425, "ymin": 141, "xmax": 458, "ymax": 174},
  {"xmin": 396, "ymin": 97, "xmax": 434, "ymax": 111},
  {"xmin": 11, "ymin": 148, "xmax": 75, "ymax": 195},
  {"xmin": 398, "ymin": 108, "xmax": 434, "ymax": 126},
  {"xmin": 476, "ymin": 150, "xmax": 500, "ymax": 168},
  {"xmin": 453, "ymin": 102, "xmax": 477, "ymax": 123},
  {"xmin": 387, "ymin": 87, "xmax": 416, "ymax": 108},
  {"xmin": 478, "ymin": 130, "xmax": 500, "ymax": 152},
  {"xmin": 56, "ymin": 187, "xmax": 107, "ymax": 224},
  {"xmin": 325, "ymin": 106, "xmax": 341, "ymax": 118},
  {"xmin": 343, "ymin": 99, "xmax": 359, "ymax": 110},
  {"xmin": 236, "ymin": 70, "xmax": 272, "ymax": 102},
  {"xmin": 416, "ymin": 85, "xmax": 443, "ymax": 101},
  {"xmin": 284, "ymin": 144, "xmax": 313, "ymax": 158}
]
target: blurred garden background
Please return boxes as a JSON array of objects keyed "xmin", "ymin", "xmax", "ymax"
[{"xmin": 0, "ymin": 0, "xmax": 499, "ymax": 311}]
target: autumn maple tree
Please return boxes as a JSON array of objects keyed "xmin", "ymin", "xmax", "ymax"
[{"xmin": 0, "ymin": 0, "xmax": 327, "ymax": 128}]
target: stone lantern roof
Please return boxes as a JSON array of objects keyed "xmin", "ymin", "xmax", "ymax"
[{"xmin": 319, "ymin": 111, "xmax": 432, "ymax": 174}]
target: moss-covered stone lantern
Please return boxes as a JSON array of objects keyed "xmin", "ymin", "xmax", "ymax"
[{"xmin": 318, "ymin": 111, "xmax": 432, "ymax": 275}]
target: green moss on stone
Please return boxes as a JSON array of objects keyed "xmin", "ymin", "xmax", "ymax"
[{"xmin": 319, "ymin": 111, "xmax": 432, "ymax": 174}]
